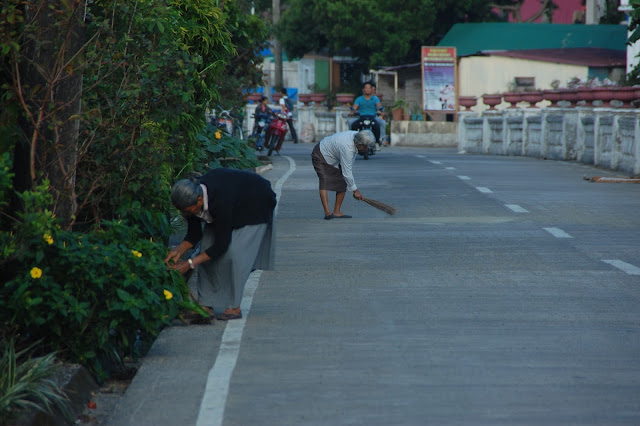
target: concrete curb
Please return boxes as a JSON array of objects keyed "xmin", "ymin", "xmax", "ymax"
[{"xmin": 255, "ymin": 163, "xmax": 273, "ymax": 175}]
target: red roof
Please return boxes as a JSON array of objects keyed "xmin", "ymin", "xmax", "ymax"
[{"xmin": 484, "ymin": 48, "xmax": 625, "ymax": 67}]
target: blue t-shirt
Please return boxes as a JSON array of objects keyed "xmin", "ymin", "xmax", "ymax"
[{"xmin": 354, "ymin": 95, "xmax": 380, "ymax": 116}]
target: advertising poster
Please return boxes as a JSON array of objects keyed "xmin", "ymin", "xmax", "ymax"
[{"xmin": 421, "ymin": 47, "xmax": 457, "ymax": 112}]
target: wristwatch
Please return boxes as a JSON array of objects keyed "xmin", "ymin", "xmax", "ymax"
[{"xmin": 188, "ymin": 258, "xmax": 195, "ymax": 269}]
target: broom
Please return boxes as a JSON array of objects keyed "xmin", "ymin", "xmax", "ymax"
[{"xmin": 361, "ymin": 197, "xmax": 398, "ymax": 216}]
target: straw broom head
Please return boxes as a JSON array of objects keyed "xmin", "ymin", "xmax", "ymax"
[{"xmin": 361, "ymin": 197, "xmax": 398, "ymax": 215}]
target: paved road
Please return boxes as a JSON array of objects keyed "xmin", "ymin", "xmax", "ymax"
[{"xmin": 107, "ymin": 142, "xmax": 640, "ymax": 425}]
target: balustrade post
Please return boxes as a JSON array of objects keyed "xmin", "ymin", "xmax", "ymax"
[
  {"xmin": 503, "ymin": 108, "xmax": 525, "ymax": 156},
  {"xmin": 244, "ymin": 103, "xmax": 258, "ymax": 136},
  {"xmin": 576, "ymin": 109, "xmax": 595, "ymax": 165},
  {"xmin": 483, "ymin": 109, "xmax": 505, "ymax": 154},
  {"xmin": 523, "ymin": 113, "xmax": 542, "ymax": 158},
  {"xmin": 613, "ymin": 111, "xmax": 638, "ymax": 174},
  {"xmin": 593, "ymin": 109, "xmax": 614, "ymax": 170},
  {"xmin": 563, "ymin": 107, "xmax": 579, "ymax": 160},
  {"xmin": 458, "ymin": 111, "xmax": 483, "ymax": 153},
  {"xmin": 334, "ymin": 106, "xmax": 350, "ymax": 133}
]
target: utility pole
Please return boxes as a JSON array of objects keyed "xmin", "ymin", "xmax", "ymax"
[{"xmin": 273, "ymin": 0, "xmax": 283, "ymax": 90}]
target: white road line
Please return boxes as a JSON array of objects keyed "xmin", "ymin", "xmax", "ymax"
[
  {"xmin": 505, "ymin": 204, "xmax": 529, "ymax": 213},
  {"xmin": 602, "ymin": 259, "xmax": 640, "ymax": 276},
  {"xmin": 415, "ymin": 155, "xmax": 426, "ymax": 158},
  {"xmin": 445, "ymin": 167, "xmax": 456, "ymax": 170},
  {"xmin": 457, "ymin": 175, "xmax": 470, "ymax": 180},
  {"xmin": 429, "ymin": 160, "xmax": 442, "ymax": 164},
  {"xmin": 476, "ymin": 186, "xmax": 493, "ymax": 193},
  {"xmin": 196, "ymin": 156, "xmax": 296, "ymax": 426},
  {"xmin": 543, "ymin": 227, "xmax": 573, "ymax": 238}
]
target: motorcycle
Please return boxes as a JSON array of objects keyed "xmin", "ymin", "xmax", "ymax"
[
  {"xmin": 265, "ymin": 112, "xmax": 289, "ymax": 156},
  {"xmin": 352, "ymin": 114, "xmax": 378, "ymax": 160},
  {"xmin": 209, "ymin": 107, "xmax": 244, "ymax": 139},
  {"xmin": 250, "ymin": 112, "xmax": 272, "ymax": 152}
]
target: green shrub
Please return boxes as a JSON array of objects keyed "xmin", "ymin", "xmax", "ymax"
[
  {"xmin": 0, "ymin": 183, "xmax": 202, "ymax": 380},
  {"xmin": 193, "ymin": 125, "xmax": 260, "ymax": 173}
]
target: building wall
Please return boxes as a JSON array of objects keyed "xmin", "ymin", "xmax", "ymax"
[{"xmin": 459, "ymin": 56, "xmax": 588, "ymax": 111}]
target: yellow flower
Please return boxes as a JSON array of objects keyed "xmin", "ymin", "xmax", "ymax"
[
  {"xmin": 131, "ymin": 250, "xmax": 142, "ymax": 258},
  {"xmin": 215, "ymin": 130, "xmax": 222, "ymax": 140},
  {"xmin": 30, "ymin": 267, "xmax": 43, "ymax": 279},
  {"xmin": 163, "ymin": 289, "xmax": 173, "ymax": 300},
  {"xmin": 43, "ymin": 234, "xmax": 54, "ymax": 245}
]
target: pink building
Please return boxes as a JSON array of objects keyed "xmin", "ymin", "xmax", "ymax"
[{"xmin": 499, "ymin": 0, "xmax": 584, "ymax": 24}]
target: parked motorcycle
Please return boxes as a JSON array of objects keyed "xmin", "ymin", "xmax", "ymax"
[
  {"xmin": 209, "ymin": 107, "xmax": 244, "ymax": 139},
  {"xmin": 352, "ymin": 114, "xmax": 377, "ymax": 160},
  {"xmin": 265, "ymin": 112, "xmax": 289, "ymax": 156}
]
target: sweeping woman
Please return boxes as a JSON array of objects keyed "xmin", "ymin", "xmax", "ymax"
[
  {"xmin": 311, "ymin": 129, "xmax": 374, "ymax": 220},
  {"xmin": 164, "ymin": 168, "xmax": 277, "ymax": 320}
]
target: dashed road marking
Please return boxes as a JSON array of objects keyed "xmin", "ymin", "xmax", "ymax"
[
  {"xmin": 457, "ymin": 176, "xmax": 470, "ymax": 180},
  {"xmin": 415, "ymin": 155, "xmax": 426, "ymax": 158},
  {"xmin": 602, "ymin": 260, "xmax": 640, "ymax": 276},
  {"xmin": 543, "ymin": 227, "xmax": 573, "ymax": 238},
  {"xmin": 505, "ymin": 204, "xmax": 529, "ymax": 213},
  {"xmin": 429, "ymin": 160, "xmax": 442, "ymax": 164},
  {"xmin": 476, "ymin": 186, "xmax": 493, "ymax": 193},
  {"xmin": 445, "ymin": 167, "xmax": 456, "ymax": 170}
]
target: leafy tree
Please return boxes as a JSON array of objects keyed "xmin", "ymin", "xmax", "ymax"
[
  {"xmin": 0, "ymin": 0, "xmax": 267, "ymax": 381},
  {"xmin": 277, "ymin": 0, "xmax": 508, "ymax": 68},
  {"xmin": 1, "ymin": 0, "xmax": 267, "ymax": 230},
  {"xmin": 216, "ymin": 0, "xmax": 271, "ymax": 109},
  {"xmin": 625, "ymin": 0, "xmax": 640, "ymax": 85}
]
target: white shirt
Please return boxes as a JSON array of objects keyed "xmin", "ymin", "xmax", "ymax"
[
  {"xmin": 319, "ymin": 131, "xmax": 359, "ymax": 191},
  {"xmin": 279, "ymin": 96, "xmax": 292, "ymax": 118},
  {"xmin": 196, "ymin": 184, "xmax": 214, "ymax": 223}
]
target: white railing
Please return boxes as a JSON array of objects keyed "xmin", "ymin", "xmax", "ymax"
[{"xmin": 458, "ymin": 107, "xmax": 640, "ymax": 176}]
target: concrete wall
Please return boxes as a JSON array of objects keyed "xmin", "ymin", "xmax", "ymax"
[
  {"xmin": 391, "ymin": 121, "xmax": 458, "ymax": 147},
  {"xmin": 459, "ymin": 107, "xmax": 640, "ymax": 176}
]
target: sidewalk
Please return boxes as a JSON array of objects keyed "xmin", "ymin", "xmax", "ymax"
[{"xmin": 90, "ymin": 154, "xmax": 292, "ymax": 426}]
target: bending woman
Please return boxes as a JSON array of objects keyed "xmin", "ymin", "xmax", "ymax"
[{"xmin": 165, "ymin": 168, "xmax": 277, "ymax": 320}]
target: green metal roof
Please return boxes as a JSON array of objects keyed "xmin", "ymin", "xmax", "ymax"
[{"xmin": 437, "ymin": 23, "xmax": 627, "ymax": 57}]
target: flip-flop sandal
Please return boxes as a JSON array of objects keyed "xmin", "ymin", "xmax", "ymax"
[
  {"xmin": 324, "ymin": 214, "xmax": 334, "ymax": 220},
  {"xmin": 333, "ymin": 215, "xmax": 352, "ymax": 218},
  {"xmin": 216, "ymin": 311, "xmax": 243, "ymax": 321}
]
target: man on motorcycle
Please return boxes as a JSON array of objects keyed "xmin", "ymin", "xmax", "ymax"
[
  {"xmin": 349, "ymin": 82, "xmax": 383, "ymax": 144},
  {"xmin": 311, "ymin": 130, "xmax": 374, "ymax": 220}
]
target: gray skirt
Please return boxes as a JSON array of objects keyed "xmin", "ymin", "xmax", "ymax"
[
  {"xmin": 195, "ymin": 222, "xmax": 274, "ymax": 313},
  {"xmin": 312, "ymin": 143, "xmax": 347, "ymax": 193}
]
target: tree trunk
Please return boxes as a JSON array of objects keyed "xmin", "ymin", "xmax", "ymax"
[
  {"xmin": 272, "ymin": 0, "xmax": 283, "ymax": 90},
  {"xmin": 13, "ymin": 1, "xmax": 85, "ymax": 227}
]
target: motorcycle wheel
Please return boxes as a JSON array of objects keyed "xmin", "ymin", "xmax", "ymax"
[
  {"xmin": 233, "ymin": 126, "xmax": 243, "ymax": 140},
  {"xmin": 364, "ymin": 149, "xmax": 369, "ymax": 160},
  {"xmin": 267, "ymin": 133, "xmax": 280, "ymax": 156}
]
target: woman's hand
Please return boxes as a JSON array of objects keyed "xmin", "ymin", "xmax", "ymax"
[
  {"xmin": 353, "ymin": 189, "xmax": 363, "ymax": 200},
  {"xmin": 169, "ymin": 260, "xmax": 191, "ymax": 275},
  {"xmin": 164, "ymin": 249, "xmax": 182, "ymax": 265},
  {"xmin": 164, "ymin": 241, "xmax": 193, "ymax": 265}
]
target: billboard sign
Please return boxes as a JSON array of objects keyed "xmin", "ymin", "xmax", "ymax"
[{"xmin": 421, "ymin": 47, "xmax": 457, "ymax": 112}]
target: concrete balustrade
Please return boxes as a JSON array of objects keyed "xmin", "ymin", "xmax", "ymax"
[{"xmin": 459, "ymin": 106, "xmax": 640, "ymax": 175}]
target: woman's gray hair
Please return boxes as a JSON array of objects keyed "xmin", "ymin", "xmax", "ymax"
[
  {"xmin": 171, "ymin": 177, "xmax": 203, "ymax": 210},
  {"xmin": 354, "ymin": 130, "xmax": 374, "ymax": 147}
]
